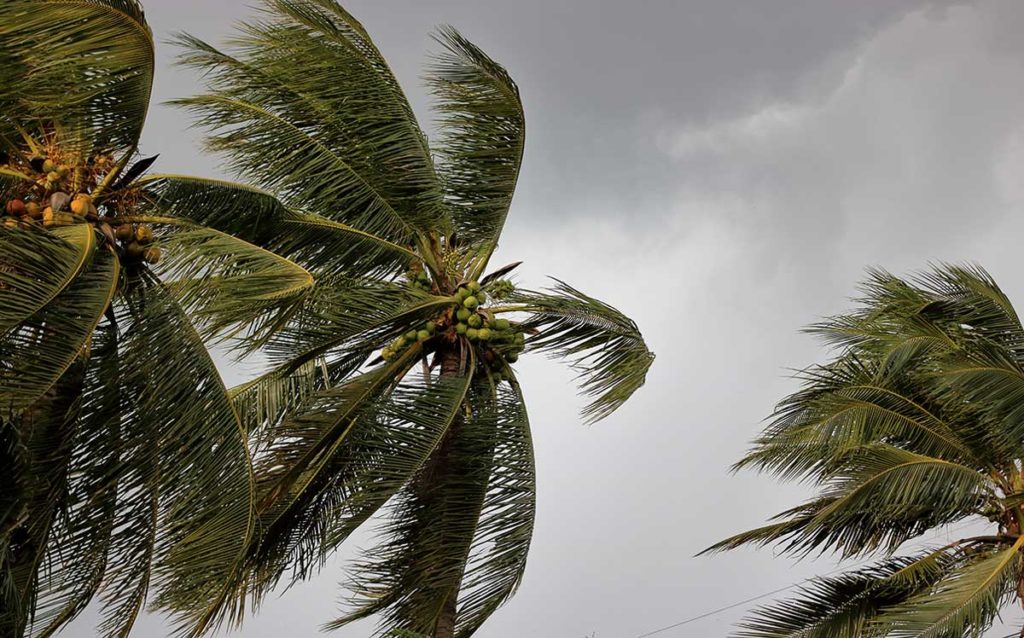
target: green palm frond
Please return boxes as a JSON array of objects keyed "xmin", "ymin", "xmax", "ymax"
[
  {"xmin": 874, "ymin": 538, "xmax": 1024, "ymax": 637},
  {"xmin": 0, "ymin": 243, "xmax": 118, "ymax": 412},
  {"xmin": 0, "ymin": 224, "xmax": 96, "ymax": 336},
  {"xmin": 243, "ymin": 357, "xmax": 472, "ymax": 608},
  {"xmin": 172, "ymin": 0, "xmax": 447, "ymax": 241},
  {"xmin": 139, "ymin": 175, "xmax": 416, "ymax": 278},
  {"xmin": 452, "ymin": 381, "xmax": 535, "ymax": 637},
  {"xmin": 512, "ymin": 280, "xmax": 654, "ymax": 423},
  {"xmin": 130, "ymin": 217, "xmax": 314, "ymax": 342},
  {"xmin": 428, "ymin": 26, "xmax": 525, "ymax": 256},
  {"xmin": 0, "ymin": 0, "xmax": 153, "ymax": 153},
  {"xmin": 113, "ymin": 285, "xmax": 255, "ymax": 637},
  {"xmin": 735, "ymin": 550, "xmax": 959, "ymax": 638}
]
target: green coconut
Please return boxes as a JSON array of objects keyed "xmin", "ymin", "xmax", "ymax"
[
  {"xmin": 506, "ymin": 352, "xmax": 519, "ymax": 363},
  {"xmin": 468, "ymin": 281, "xmax": 481, "ymax": 293},
  {"xmin": 42, "ymin": 159, "xmax": 56, "ymax": 174},
  {"xmin": 456, "ymin": 308, "xmax": 471, "ymax": 321},
  {"xmin": 466, "ymin": 328, "xmax": 479, "ymax": 341},
  {"xmin": 425, "ymin": 321, "xmax": 436, "ymax": 334},
  {"xmin": 405, "ymin": 330, "xmax": 419, "ymax": 341},
  {"xmin": 463, "ymin": 295, "xmax": 479, "ymax": 310},
  {"xmin": 455, "ymin": 323, "xmax": 468, "ymax": 335},
  {"xmin": 493, "ymin": 318, "xmax": 511, "ymax": 331},
  {"xmin": 417, "ymin": 330, "xmax": 430, "ymax": 342},
  {"xmin": 477, "ymin": 328, "xmax": 492, "ymax": 341},
  {"xmin": 467, "ymin": 314, "xmax": 482, "ymax": 328}
]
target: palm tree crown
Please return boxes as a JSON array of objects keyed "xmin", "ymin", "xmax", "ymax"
[
  {"xmin": 0, "ymin": 2, "xmax": 311, "ymax": 636},
  {"xmin": 708, "ymin": 265, "xmax": 1024, "ymax": 637},
  {"xmin": 155, "ymin": 1, "xmax": 655, "ymax": 636}
]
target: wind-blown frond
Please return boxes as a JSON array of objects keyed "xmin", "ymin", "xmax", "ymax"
[
  {"xmin": 113, "ymin": 285, "xmax": 255, "ymax": 637},
  {"xmin": 873, "ymin": 538, "xmax": 1024, "ymax": 637},
  {"xmin": 0, "ymin": 0, "xmax": 153, "ymax": 153},
  {"xmin": 139, "ymin": 175, "xmax": 415, "ymax": 278},
  {"xmin": 512, "ymin": 280, "xmax": 654, "ymax": 423},
  {"xmin": 0, "ymin": 244, "xmax": 118, "ymax": 413},
  {"xmin": 0, "ymin": 224, "xmax": 96, "ymax": 336},
  {"xmin": 735, "ymin": 550, "xmax": 960, "ymax": 638},
  {"xmin": 172, "ymin": 0, "xmax": 447, "ymax": 240},
  {"xmin": 428, "ymin": 26, "xmax": 525, "ymax": 254},
  {"xmin": 240, "ymin": 357, "xmax": 472, "ymax": 611}
]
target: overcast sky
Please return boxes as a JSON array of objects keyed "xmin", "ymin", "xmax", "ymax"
[{"xmin": 63, "ymin": 0, "xmax": 1024, "ymax": 636}]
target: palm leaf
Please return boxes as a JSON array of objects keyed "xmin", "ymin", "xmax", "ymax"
[
  {"xmin": 512, "ymin": 279, "xmax": 654, "ymax": 423},
  {"xmin": 0, "ymin": 0, "xmax": 153, "ymax": 153},
  {"xmin": 428, "ymin": 26, "xmax": 525, "ymax": 256}
]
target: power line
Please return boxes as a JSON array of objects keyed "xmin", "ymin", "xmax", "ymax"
[{"xmin": 632, "ymin": 519, "xmax": 984, "ymax": 638}]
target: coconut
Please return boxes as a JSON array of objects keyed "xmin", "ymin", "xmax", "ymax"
[
  {"xmin": 477, "ymin": 328, "xmax": 492, "ymax": 341},
  {"xmin": 466, "ymin": 328, "xmax": 479, "ymax": 341},
  {"xmin": 55, "ymin": 212, "xmax": 74, "ymax": 226},
  {"xmin": 42, "ymin": 159, "xmax": 56, "ymax": 174},
  {"xmin": 3, "ymin": 218, "xmax": 17, "ymax": 228},
  {"xmin": 456, "ymin": 308, "xmax": 471, "ymax": 322},
  {"xmin": 468, "ymin": 281, "xmax": 481, "ymax": 293},
  {"xmin": 25, "ymin": 202, "xmax": 41, "ymax": 219},
  {"xmin": 144, "ymin": 246, "xmax": 162, "ymax": 264},
  {"xmin": 69, "ymin": 194, "xmax": 91, "ymax": 216},
  {"xmin": 416, "ymin": 330, "xmax": 430, "ymax": 342},
  {"xmin": 493, "ymin": 318, "xmax": 510, "ymax": 331},
  {"xmin": 382, "ymin": 347, "xmax": 393, "ymax": 361},
  {"xmin": 476, "ymin": 290, "xmax": 488, "ymax": 304},
  {"xmin": 115, "ymin": 224, "xmax": 134, "ymax": 242},
  {"xmin": 463, "ymin": 295, "xmax": 479, "ymax": 310},
  {"xmin": 506, "ymin": 352, "xmax": 519, "ymax": 363},
  {"xmin": 46, "ymin": 171, "xmax": 61, "ymax": 184},
  {"xmin": 425, "ymin": 321, "xmax": 437, "ymax": 334},
  {"xmin": 57, "ymin": 165, "xmax": 70, "ymax": 178},
  {"xmin": 455, "ymin": 323, "xmax": 468, "ymax": 335},
  {"xmin": 135, "ymin": 225, "xmax": 154, "ymax": 244},
  {"xmin": 467, "ymin": 314, "xmax": 482, "ymax": 328},
  {"xmin": 5, "ymin": 200, "xmax": 25, "ymax": 216},
  {"xmin": 125, "ymin": 241, "xmax": 146, "ymax": 260},
  {"xmin": 395, "ymin": 336, "xmax": 408, "ymax": 349},
  {"xmin": 50, "ymin": 192, "xmax": 70, "ymax": 212},
  {"xmin": 405, "ymin": 330, "xmax": 418, "ymax": 342},
  {"xmin": 41, "ymin": 208, "xmax": 54, "ymax": 226}
]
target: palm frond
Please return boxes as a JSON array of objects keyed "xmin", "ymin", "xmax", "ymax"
[
  {"xmin": 0, "ymin": 0, "xmax": 153, "ymax": 153},
  {"xmin": 172, "ymin": 0, "xmax": 447, "ymax": 239},
  {"xmin": 512, "ymin": 279, "xmax": 654, "ymax": 423},
  {"xmin": 112, "ymin": 285, "xmax": 255, "ymax": 637},
  {"xmin": 874, "ymin": 537, "xmax": 1024, "ymax": 637},
  {"xmin": 0, "ymin": 243, "xmax": 118, "ymax": 413},
  {"xmin": 139, "ymin": 174, "xmax": 415, "ymax": 278},
  {"xmin": 428, "ymin": 26, "xmax": 525, "ymax": 255},
  {"xmin": 241, "ymin": 355, "xmax": 472, "ymax": 612},
  {"xmin": 735, "ymin": 549, "xmax": 960, "ymax": 638},
  {"xmin": 0, "ymin": 224, "xmax": 96, "ymax": 336}
]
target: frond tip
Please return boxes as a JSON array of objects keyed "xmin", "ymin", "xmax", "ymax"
[{"xmin": 512, "ymin": 280, "xmax": 654, "ymax": 423}]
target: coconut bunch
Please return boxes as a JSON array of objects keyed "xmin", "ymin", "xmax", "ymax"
[
  {"xmin": 381, "ymin": 279, "xmax": 527, "ymax": 382},
  {"xmin": 1, "ymin": 143, "xmax": 161, "ymax": 266}
]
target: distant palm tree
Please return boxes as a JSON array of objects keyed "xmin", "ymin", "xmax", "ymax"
[
  {"xmin": 0, "ymin": 2, "xmax": 311, "ymax": 636},
  {"xmin": 151, "ymin": 1, "xmax": 655, "ymax": 636},
  {"xmin": 708, "ymin": 265, "xmax": 1024, "ymax": 637}
]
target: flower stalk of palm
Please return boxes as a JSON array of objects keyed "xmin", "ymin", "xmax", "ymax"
[
  {"xmin": 148, "ymin": 1, "xmax": 655, "ymax": 636},
  {"xmin": 706, "ymin": 265, "xmax": 1024, "ymax": 638},
  {"xmin": 0, "ymin": 2, "xmax": 312, "ymax": 637}
]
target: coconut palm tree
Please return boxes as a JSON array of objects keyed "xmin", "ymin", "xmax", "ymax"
[
  {"xmin": 0, "ymin": 2, "xmax": 312, "ymax": 637},
  {"xmin": 143, "ymin": 1, "xmax": 655, "ymax": 636},
  {"xmin": 706, "ymin": 265, "xmax": 1024, "ymax": 637}
]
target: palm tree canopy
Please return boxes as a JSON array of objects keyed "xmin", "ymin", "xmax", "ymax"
[
  {"xmin": 164, "ymin": 1, "xmax": 655, "ymax": 635},
  {"xmin": 707, "ymin": 265, "xmax": 1024, "ymax": 638},
  {"xmin": 0, "ymin": 2, "xmax": 312, "ymax": 636}
]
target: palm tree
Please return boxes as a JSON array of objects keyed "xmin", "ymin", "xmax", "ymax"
[
  {"xmin": 0, "ymin": 2, "xmax": 312, "ymax": 636},
  {"xmin": 707, "ymin": 265, "xmax": 1024, "ymax": 637},
  {"xmin": 147, "ymin": 1, "xmax": 655, "ymax": 636}
]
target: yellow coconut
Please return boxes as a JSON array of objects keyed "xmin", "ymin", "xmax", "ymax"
[
  {"xmin": 42, "ymin": 207, "xmax": 54, "ymax": 226},
  {"xmin": 70, "ymin": 194, "xmax": 92, "ymax": 216},
  {"xmin": 135, "ymin": 225, "xmax": 154, "ymax": 244},
  {"xmin": 25, "ymin": 202, "xmax": 41, "ymax": 219},
  {"xmin": 144, "ymin": 246, "xmax": 162, "ymax": 265}
]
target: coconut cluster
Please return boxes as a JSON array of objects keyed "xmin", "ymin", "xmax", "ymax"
[
  {"xmin": 381, "ymin": 279, "xmax": 526, "ymax": 381},
  {"xmin": 1, "ymin": 148, "xmax": 160, "ymax": 265}
]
